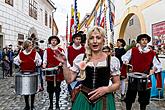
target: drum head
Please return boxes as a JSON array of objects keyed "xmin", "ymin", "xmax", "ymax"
[{"xmin": 15, "ymin": 72, "xmax": 38, "ymax": 77}]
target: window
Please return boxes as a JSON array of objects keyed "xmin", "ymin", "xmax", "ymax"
[
  {"xmin": 45, "ymin": 11, "xmax": 48, "ymax": 26},
  {"xmin": 129, "ymin": 18, "xmax": 134, "ymax": 26},
  {"xmin": 18, "ymin": 34, "xmax": 24, "ymax": 40},
  {"xmin": 5, "ymin": 0, "xmax": 13, "ymax": 6},
  {"xmin": 17, "ymin": 34, "xmax": 24, "ymax": 45},
  {"xmin": 29, "ymin": 0, "xmax": 37, "ymax": 19},
  {"xmin": 49, "ymin": 15, "xmax": 51, "ymax": 28}
]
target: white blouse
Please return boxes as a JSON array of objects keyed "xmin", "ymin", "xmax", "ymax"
[{"xmin": 70, "ymin": 53, "xmax": 121, "ymax": 76}]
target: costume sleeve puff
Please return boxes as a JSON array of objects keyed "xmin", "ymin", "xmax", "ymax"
[{"xmin": 110, "ymin": 56, "xmax": 121, "ymax": 76}]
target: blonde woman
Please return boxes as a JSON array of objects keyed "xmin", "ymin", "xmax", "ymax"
[{"xmin": 55, "ymin": 26, "xmax": 120, "ymax": 110}]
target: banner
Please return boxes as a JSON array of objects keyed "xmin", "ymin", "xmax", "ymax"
[{"xmin": 70, "ymin": 4, "xmax": 74, "ymax": 42}]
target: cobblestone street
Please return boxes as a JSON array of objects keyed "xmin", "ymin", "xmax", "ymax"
[{"xmin": 0, "ymin": 74, "xmax": 165, "ymax": 110}]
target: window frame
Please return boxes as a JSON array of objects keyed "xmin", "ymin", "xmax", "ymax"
[
  {"xmin": 45, "ymin": 11, "xmax": 48, "ymax": 26},
  {"xmin": 29, "ymin": 0, "xmax": 37, "ymax": 20}
]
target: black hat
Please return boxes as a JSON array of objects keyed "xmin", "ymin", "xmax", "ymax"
[
  {"xmin": 48, "ymin": 35, "xmax": 60, "ymax": 44},
  {"xmin": 72, "ymin": 33, "xmax": 82, "ymax": 41},
  {"xmin": 136, "ymin": 34, "xmax": 151, "ymax": 43},
  {"xmin": 117, "ymin": 39, "xmax": 126, "ymax": 47}
]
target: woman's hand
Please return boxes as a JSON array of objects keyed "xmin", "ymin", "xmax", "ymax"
[
  {"xmin": 88, "ymin": 86, "xmax": 109, "ymax": 101},
  {"xmin": 53, "ymin": 49, "xmax": 67, "ymax": 65}
]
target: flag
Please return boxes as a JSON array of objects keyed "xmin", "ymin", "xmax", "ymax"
[
  {"xmin": 100, "ymin": 16, "xmax": 105, "ymax": 28},
  {"xmin": 74, "ymin": 0, "xmax": 78, "ymax": 33},
  {"xmin": 97, "ymin": 0, "xmax": 103, "ymax": 26},
  {"xmin": 70, "ymin": 4, "xmax": 74, "ymax": 42},
  {"xmin": 77, "ymin": 12, "xmax": 80, "ymax": 31},
  {"xmin": 107, "ymin": 0, "xmax": 115, "ymax": 44},
  {"xmin": 70, "ymin": 17, "xmax": 74, "ymax": 42},
  {"xmin": 71, "ymin": 4, "xmax": 74, "ymax": 17},
  {"xmin": 93, "ymin": 10, "xmax": 97, "ymax": 26},
  {"xmin": 110, "ymin": 2, "xmax": 115, "ymax": 24}
]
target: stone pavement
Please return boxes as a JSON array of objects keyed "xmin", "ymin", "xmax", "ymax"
[{"xmin": 0, "ymin": 77, "xmax": 165, "ymax": 110}]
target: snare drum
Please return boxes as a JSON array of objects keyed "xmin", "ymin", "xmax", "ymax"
[
  {"xmin": 128, "ymin": 72, "xmax": 148, "ymax": 91},
  {"xmin": 15, "ymin": 72, "xmax": 38, "ymax": 95},
  {"xmin": 42, "ymin": 66, "xmax": 59, "ymax": 76}
]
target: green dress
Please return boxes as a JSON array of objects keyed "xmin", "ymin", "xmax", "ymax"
[
  {"xmin": 72, "ymin": 92, "xmax": 116, "ymax": 110},
  {"xmin": 70, "ymin": 54, "xmax": 120, "ymax": 110}
]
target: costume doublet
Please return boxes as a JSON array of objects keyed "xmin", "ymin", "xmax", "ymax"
[
  {"xmin": 14, "ymin": 49, "xmax": 42, "ymax": 72},
  {"xmin": 19, "ymin": 50, "xmax": 36, "ymax": 72},
  {"xmin": 70, "ymin": 54, "xmax": 120, "ymax": 110},
  {"xmin": 45, "ymin": 47, "xmax": 64, "ymax": 81}
]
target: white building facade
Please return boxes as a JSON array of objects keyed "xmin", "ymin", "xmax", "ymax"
[
  {"xmin": 0, "ymin": 0, "xmax": 58, "ymax": 49},
  {"xmin": 113, "ymin": 0, "xmax": 165, "ymax": 45}
]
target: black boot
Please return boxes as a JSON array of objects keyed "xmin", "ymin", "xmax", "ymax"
[
  {"xmin": 55, "ymin": 82, "xmax": 61, "ymax": 110},
  {"xmin": 31, "ymin": 94, "xmax": 35, "ymax": 110},
  {"xmin": 126, "ymin": 103, "xmax": 132, "ymax": 110},
  {"xmin": 140, "ymin": 104, "xmax": 146, "ymax": 110},
  {"xmin": 48, "ymin": 93, "xmax": 54, "ymax": 110},
  {"xmin": 55, "ymin": 92, "xmax": 60, "ymax": 110},
  {"xmin": 23, "ymin": 106, "xmax": 30, "ymax": 110},
  {"xmin": 24, "ymin": 95, "xmax": 30, "ymax": 110}
]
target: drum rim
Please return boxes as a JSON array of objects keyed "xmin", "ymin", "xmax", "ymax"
[
  {"xmin": 128, "ymin": 72, "xmax": 147, "ymax": 78},
  {"xmin": 15, "ymin": 72, "xmax": 38, "ymax": 76}
]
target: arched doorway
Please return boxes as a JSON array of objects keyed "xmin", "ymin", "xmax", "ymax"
[{"xmin": 118, "ymin": 6, "xmax": 146, "ymax": 45}]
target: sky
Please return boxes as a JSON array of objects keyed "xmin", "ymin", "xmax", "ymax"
[{"xmin": 52, "ymin": 0, "xmax": 98, "ymax": 36}]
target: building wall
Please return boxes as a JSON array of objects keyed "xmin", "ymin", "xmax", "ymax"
[
  {"xmin": 0, "ymin": 0, "xmax": 55, "ymax": 49},
  {"xmin": 142, "ymin": 0, "xmax": 165, "ymax": 36},
  {"xmin": 114, "ymin": 0, "xmax": 165, "ymax": 44}
]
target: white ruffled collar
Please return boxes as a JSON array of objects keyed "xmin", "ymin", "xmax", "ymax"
[
  {"xmin": 138, "ymin": 45, "xmax": 150, "ymax": 53},
  {"xmin": 72, "ymin": 43, "xmax": 82, "ymax": 50},
  {"xmin": 50, "ymin": 45, "xmax": 58, "ymax": 50},
  {"xmin": 23, "ymin": 49, "xmax": 32, "ymax": 55}
]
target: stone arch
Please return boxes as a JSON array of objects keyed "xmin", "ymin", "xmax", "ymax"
[{"xmin": 118, "ymin": 6, "xmax": 146, "ymax": 39}]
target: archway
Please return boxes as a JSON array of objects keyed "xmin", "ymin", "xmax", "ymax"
[{"xmin": 118, "ymin": 6, "xmax": 146, "ymax": 40}]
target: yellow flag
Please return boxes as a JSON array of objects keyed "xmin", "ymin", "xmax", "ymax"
[
  {"xmin": 77, "ymin": 12, "xmax": 80, "ymax": 30},
  {"xmin": 71, "ymin": 4, "xmax": 74, "ymax": 17}
]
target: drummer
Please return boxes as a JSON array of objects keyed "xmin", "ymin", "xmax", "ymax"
[
  {"xmin": 14, "ymin": 40, "xmax": 42, "ymax": 110},
  {"xmin": 121, "ymin": 34, "xmax": 162, "ymax": 110},
  {"xmin": 42, "ymin": 35, "xmax": 65, "ymax": 110}
]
